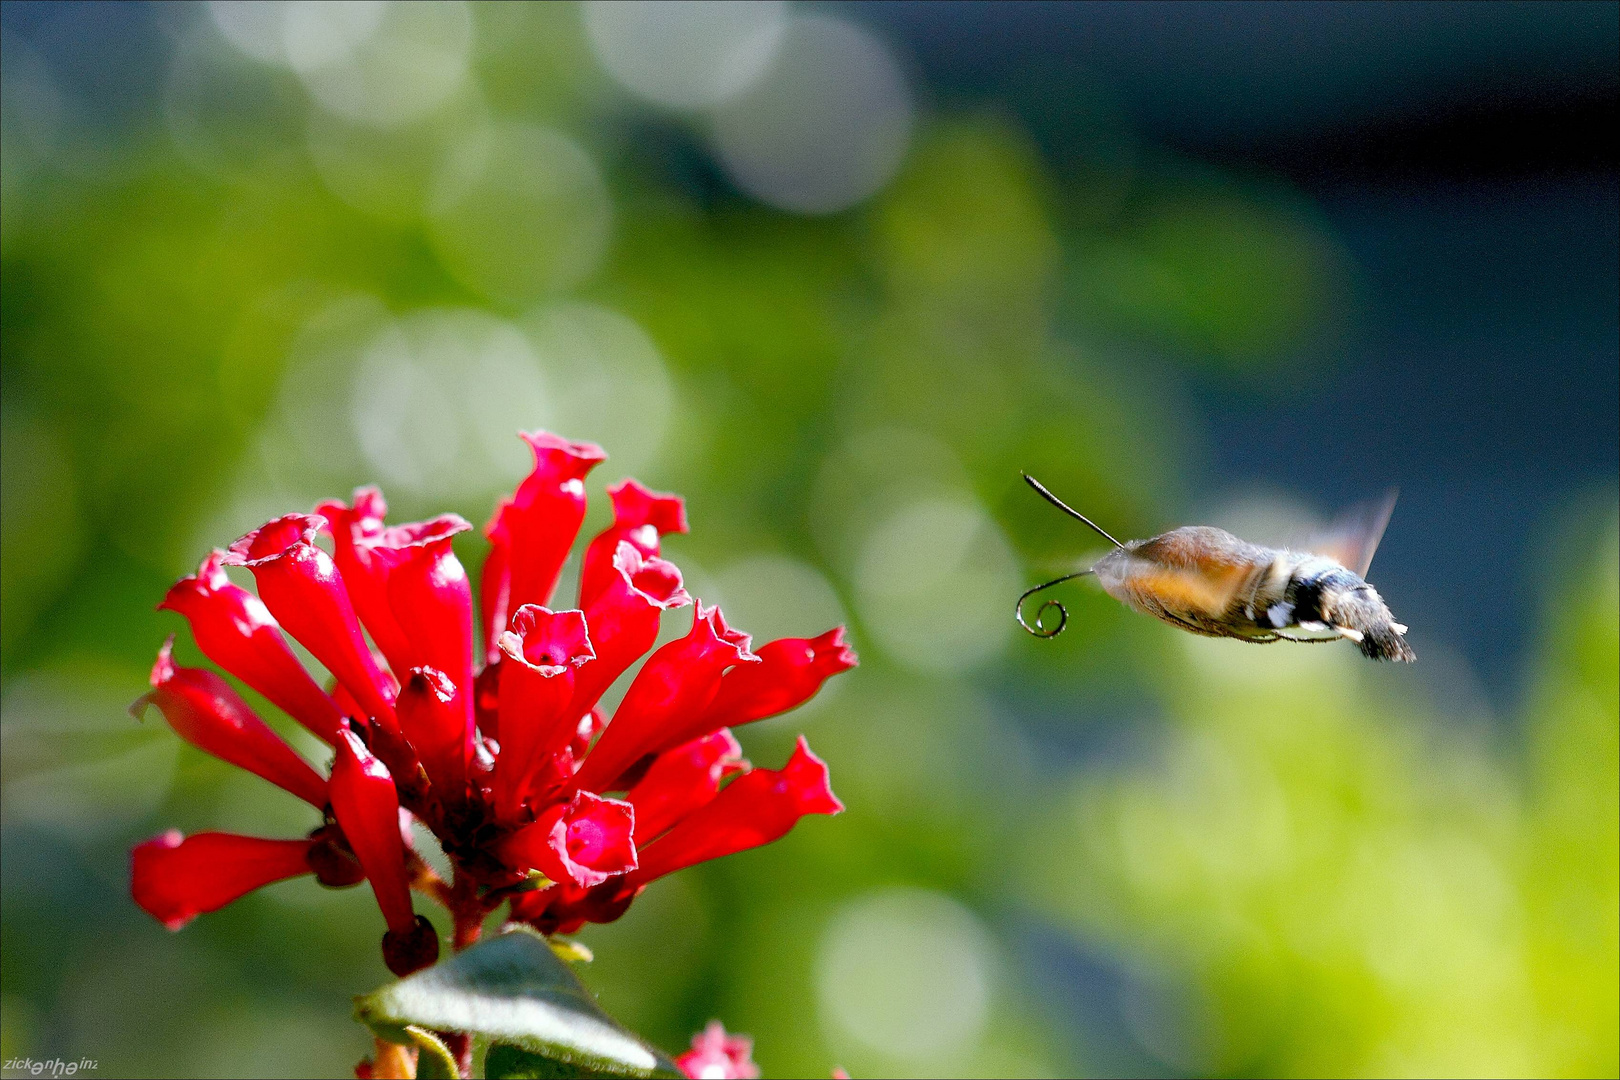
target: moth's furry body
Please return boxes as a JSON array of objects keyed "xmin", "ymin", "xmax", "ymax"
[
  {"xmin": 1093, "ymin": 527, "xmax": 1415, "ymax": 661},
  {"xmin": 1019, "ymin": 475, "xmax": 1415, "ymax": 662}
]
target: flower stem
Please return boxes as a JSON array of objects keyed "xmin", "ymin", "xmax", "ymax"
[
  {"xmin": 442, "ymin": 878, "xmax": 483, "ymax": 1078},
  {"xmin": 448, "ymin": 869, "xmax": 484, "ymax": 951}
]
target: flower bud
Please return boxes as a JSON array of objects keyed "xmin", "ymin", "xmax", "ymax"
[{"xmin": 381, "ymin": 913, "xmax": 441, "ymax": 977}]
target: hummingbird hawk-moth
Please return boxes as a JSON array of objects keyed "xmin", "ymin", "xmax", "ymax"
[{"xmin": 1017, "ymin": 474, "xmax": 1415, "ymax": 662}]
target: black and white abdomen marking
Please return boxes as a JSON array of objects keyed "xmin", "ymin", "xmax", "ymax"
[{"xmin": 1252, "ymin": 553, "xmax": 1414, "ymax": 662}]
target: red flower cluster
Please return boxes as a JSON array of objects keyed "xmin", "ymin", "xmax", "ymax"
[
  {"xmin": 130, "ymin": 432, "xmax": 854, "ymax": 974},
  {"xmin": 677, "ymin": 1021, "xmax": 760, "ymax": 1080}
]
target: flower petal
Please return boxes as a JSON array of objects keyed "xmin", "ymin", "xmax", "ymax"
[
  {"xmin": 626, "ymin": 730, "xmax": 746, "ymax": 843},
  {"xmin": 493, "ymin": 606, "xmax": 594, "ymax": 821},
  {"xmin": 159, "ymin": 550, "xmax": 343, "ymax": 743},
  {"xmin": 579, "ymin": 479, "xmax": 688, "ymax": 608},
  {"xmin": 224, "ymin": 514, "xmax": 397, "ymax": 731},
  {"xmin": 330, "ymin": 725, "xmax": 416, "ymax": 936},
  {"xmin": 474, "ymin": 655, "xmax": 503, "ymax": 741},
  {"xmin": 628, "ymin": 736, "xmax": 840, "ymax": 886},
  {"xmin": 132, "ymin": 639, "xmax": 328, "ymax": 807},
  {"xmin": 573, "ymin": 604, "xmax": 757, "ymax": 794},
  {"xmin": 499, "ymin": 791, "xmax": 637, "ymax": 889},
  {"xmin": 316, "ymin": 488, "xmax": 417, "ymax": 680},
  {"xmin": 396, "ymin": 667, "xmax": 472, "ymax": 798},
  {"xmin": 506, "ymin": 878, "xmax": 641, "ymax": 936},
  {"xmin": 504, "ymin": 431, "xmax": 606, "ymax": 621},
  {"xmin": 480, "ymin": 501, "xmax": 513, "ymax": 665},
  {"xmin": 131, "ymin": 829, "xmax": 314, "ymax": 930},
  {"xmin": 367, "ymin": 514, "xmax": 475, "ymax": 705},
  {"xmin": 704, "ymin": 627, "xmax": 857, "ymax": 730},
  {"xmin": 566, "ymin": 542, "xmax": 691, "ymax": 721}
]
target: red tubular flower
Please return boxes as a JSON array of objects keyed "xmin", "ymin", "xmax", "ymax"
[
  {"xmin": 506, "ymin": 877, "xmax": 640, "ymax": 936},
  {"xmin": 316, "ymin": 488, "xmax": 416, "ymax": 679},
  {"xmin": 224, "ymin": 515, "xmax": 397, "ymax": 730},
  {"xmin": 626, "ymin": 730, "xmax": 746, "ymax": 843},
  {"xmin": 132, "ymin": 639, "xmax": 328, "ymax": 808},
  {"xmin": 131, "ymin": 830, "xmax": 316, "ymax": 930},
  {"xmin": 158, "ymin": 551, "xmax": 343, "ymax": 744},
  {"xmin": 493, "ymin": 606, "xmax": 594, "ymax": 822},
  {"xmin": 627, "ymin": 737, "xmax": 841, "ymax": 887},
  {"xmin": 676, "ymin": 1022, "xmax": 761, "ymax": 1080},
  {"xmin": 367, "ymin": 515, "xmax": 476, "ymax": 703},
  {"xmin": 704, "ymin": 627, "xmax": 857, "ymax": 730},
  {"xmin": 579, "ymin": 479, "xmax": 688, "ymax": 609},
  {"xmin": 329, "ymin": 726, "xmax": 416, "ymax": 937},
  {"xmin": 567, "ymin": 542, "xmax": 691, "ymax": 720},
  {"xmin": 516, "ymin": 736, "xmax": 841, "ymax": 934},
  {"xmin": 498, "ymin": 790, "xmax": 637, "ymax": 888},
  {"xmin": 396, "ymin": 667, "xmax": 471, "ymax": 797},
  {"xmin": 573, "ymin": 605, "xmax": 757, "ymax": 793},
  {"xmin": 358, "ymin": 514, "xmax": 479, "ymax": 786},
  {"xmin": 480, "ymin": 501, "xmax": 513, "ymax": 665},
  {"xmin": 329, "ymin": 667, "xmax": 401, "ymax": 731},
  {"xmin": 503, "ymin": 432, "xmax": 607, "ymax": 617}
]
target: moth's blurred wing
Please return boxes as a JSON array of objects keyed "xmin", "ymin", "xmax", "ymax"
[
  {"xmin": 1305, "ymin": 489, "xmax": 1398, "ymax": 578},
  {"xmin": 1125, "ymin": 557, "xmax": 1250, "ymax": 619}
]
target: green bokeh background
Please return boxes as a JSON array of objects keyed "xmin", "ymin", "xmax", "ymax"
[{"xmin": 2, "ymin": 4, "xmax": 1615, "ymax": 1078}]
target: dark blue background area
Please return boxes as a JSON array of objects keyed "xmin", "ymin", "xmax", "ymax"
[
  {"xmin": 1194, "ymin": 177, "xmax": 1619, "ymax": 692},
  {"xmin": 1, "ymin": 0, "xmax": 168, "ymax": 137}
]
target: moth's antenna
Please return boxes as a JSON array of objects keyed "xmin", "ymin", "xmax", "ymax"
[
  {"xmin": 1022, "ymin": 473, "xmax": 1124, "ymax": 549},
  {"xmin": 1016, "ymin": 570, "xmax": 1093, "ymax": 638}
]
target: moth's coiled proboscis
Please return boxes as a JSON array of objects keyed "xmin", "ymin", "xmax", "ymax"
[
  {"xmin": 1017, "ymin": 591, "xmax": 1067, "ymax": 638},
  {"xmin": 1016, "ymin": 571, "xmax": 1091, "ymax": 638}
]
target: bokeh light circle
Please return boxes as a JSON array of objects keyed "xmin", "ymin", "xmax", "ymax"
[
  {"xmin": 853, "ymin": 495, "xmax": 1018, "ymax": 673},
  {"xmin": 207, "ymin": 1, "xmax": 472, "ymax": 128},
  {"xmin": 520, "ymin": 302, "xmax": 674, "ymax": 479},
  {"xmin": 428, "ymin": 122, "xmax": 613, "ymax": 303},
  {"xmin": 816, "ymin": 888, "xmax": 995, "ymax": 1062},
  {"xmin": 281, "ymin": 1, "xmax": 386, "ymax": 75},
  {"xmin": 296, "ymin": 1, "xmax": 472, "ymax": 128},
  {"xmin": 306, "ymin": 92, "xmax": 488, "ymax": 222},
  {"xmin": 350, "ymin": 307, "xmax": 551, "ymax": 500},
  {"xmin": 582, "ymin": 0, "xmax": 787, "ymax": 109},
  {"xmin": 708, "ymin": 13, "xmax": 913, "ymax": 214},
  {"xmin": 208, "ymin": 0, "xmax": 296, "ymax": 65}
]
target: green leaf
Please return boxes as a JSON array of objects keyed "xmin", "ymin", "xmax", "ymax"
[
  {"xmin": 354, "ymin": 928, "xmax": 680, "ymax": 1079},
  {"xmin": 405, "ymin": 1026, "xmax": 459, "ymax": 1080},
  {"xmin": 486, "ymin": 1042, "xmax": 618, "ymax": 1078}
]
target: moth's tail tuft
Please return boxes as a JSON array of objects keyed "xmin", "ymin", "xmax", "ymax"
[
  {"xmin": 1358, "ymin": 622, "xmax": 1416, "ymax": 663},
  {"xmin": 1327, "ymin": 583, "xmax": 1415, "ymax": 663}
]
